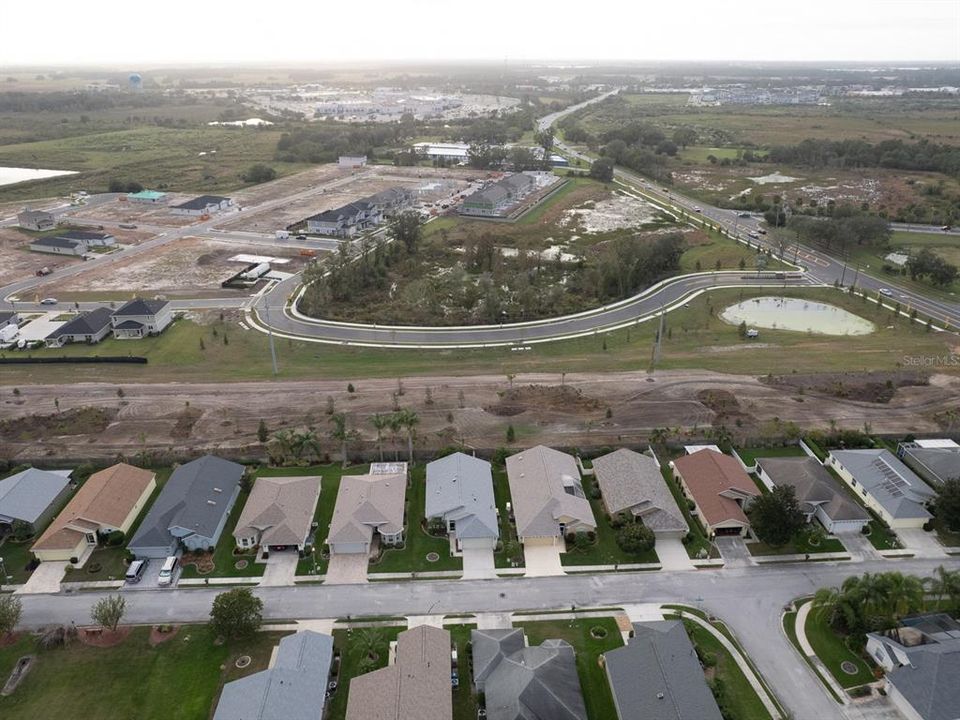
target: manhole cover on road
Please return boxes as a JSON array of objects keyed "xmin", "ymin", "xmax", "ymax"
[
  {"xmin": 841, "ymin": 661, "xmax": 859, "ymax": 675},
  {"xmin": 426, "ymin": 552, "xmax": 440, "ymax": 563}
]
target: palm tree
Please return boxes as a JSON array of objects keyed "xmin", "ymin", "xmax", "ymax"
[
  {"xmin": 399, "ymin": 409, "xmax": 419, "ymax": 464},
  {"xmin": 885, "ymin": 572, "xmax": 924, "ymax": 622},
  {"xmin": 329, "ymin": 413, "xmax": 349, "ymax": 468},
  {"xmin": 268, "ymin": 429, "xmax": 296, "ymax": 465},
  {"xmin": 388, "ymin": 412, "xmax": 404, "ymax": 461},
  {"xmin": 370, "ymin": 413, "xmax": 389, "ymax": 462}
]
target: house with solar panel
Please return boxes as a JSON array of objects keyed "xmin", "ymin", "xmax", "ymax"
[{"xmin": 825, "ymin": 449, "xmax": 935, "ymax": 528}]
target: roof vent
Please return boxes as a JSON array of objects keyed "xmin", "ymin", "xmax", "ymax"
[
  {"xmin": 657, "ymin": 692, "xmax": 664, "ymax": 700},
  {"xmin": 207, "ymin": 500, "xmax": 216, "ymax": 505},
  {"xmin": 213, "ymin": 487, "xmax": 222, "ymax": 493}
]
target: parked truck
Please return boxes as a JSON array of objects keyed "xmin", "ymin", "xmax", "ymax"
[
  {"xmin": 36, "ymin": 266, "xmax": 53, "ymax": 276},
  {"xmin": 275, "ymin": 230, "xmax": 290, "ymax": 240}
]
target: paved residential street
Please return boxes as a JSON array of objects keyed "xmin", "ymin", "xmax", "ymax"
[{"xmin": 16, "ymin": 557, "xmax": 954, "ymax": 720}]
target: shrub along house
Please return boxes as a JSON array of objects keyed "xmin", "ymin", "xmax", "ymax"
[
  {"xmin": 127, "ymin": 455, "xmax": 244, "ymax": 559},
  {"xmin": 670, "ymin": 449, "xmax": 759, "ymax": 538},
  {"xmin": 505, "ymin": 446, "xmax": 596, "ymax": 548},
  {"xmin": 31, "ymin": 463, "xmax": 156, "ymax": 567},
  {"xmin": 232, "ymin": 475, "xmax": 321, "ymax": 553},
  {"xmin": 425, "ymin": 452, "xmax": 499, "ymax": 553},
  {"xmin": 326, "ymin": 463, "xmax": 407, "ymax": 556}
]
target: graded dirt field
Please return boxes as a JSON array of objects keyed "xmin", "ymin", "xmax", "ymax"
[
  {"xmin": 2, "ymin": 369, "xmax": 959, "ymax": 462},
  {"xmin": 67, "ymin": 196, "xmax": 201, "ymax": 228},
  {"xmin": 29, "ymin": 236, "xmax": 310, "ymax": 298},
  {"xmin": 0, "ymin": 227, "xmax": 85, "ymax": 286}
]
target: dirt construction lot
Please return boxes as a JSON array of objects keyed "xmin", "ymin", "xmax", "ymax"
[
  {"xmin": 31, "ymin": 236, "xmax": 311, "ymax": 297},
  {"xmin": 2, "ymin": 370, "xmax": 958, "ymax": 461},
  {"xmin": 68, "ymin": 195, "xmax": 201, "ymax": 228}
]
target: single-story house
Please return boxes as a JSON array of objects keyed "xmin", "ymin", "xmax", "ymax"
[
  {"xmin": 757, "ymin": 456, "xmax": 870, "ymax": 534},
  {"xmin": 338, "ymin": 155, "xmax": 368, "ymax": 167},
  {"xmin": 671, "ymin": 450, "xmax": 759, "ymax": 537},
  {"xmin": 44, "ymin": 307, "xmax": 115, "ymax": 347},
  {"xmin": 866, "ymin": 614, "xmax": 960, "ymax": 720},
  {"xmin": 31, "ymin": 463, "xmax": 156, "ymax": 566},
  {"xmin": 171, "ymin": 195, "xmax": 233, "ymax": 216},
  {"xmin": 127, "ymin": 455, "xmax": 244, "ymax": 558},
  {"xmin": 0, "ymin": 311, "xmax": 19, "ymax": 329},
  {"xmin": 214, "ymin": 630, "xmax": 334, "ymax": 720},
  {"xmin": 17, "ymin": 209, "xmax": 57, "ymax": 231},
  {"xmin": 233, "ymin": 475, "xmax": 321, "ymax": 552},
  {"xmin": 425, "ymin": 452, "xmax": 498, "ymax": 552},
  {"xmin": 110, "ymin": 298, "xmax": 173, "ymax": 339},
  {"xmin": 826, "ymin": 449, "xmax": 935, "ymax": 529},
  {"xmin": 471, "ymin": 628, "xmax": 587, "ymax": 720},
  {"xmin": 327, "ymin": 463, "xmax": 407, "ymax": 555},
  {"xmin": 0, "ymin": 467, "xmax": 73, "ymax": 535},
  {"xmin": 29, "ymin": 235, "xmax": 87, "ymax": 256},
  {"xmin": 592, "ymin": 448, "xmax": 687, "ymax": 537},
  {"xmin": 56, "ymin": 230, "xmax": 115, "ymax": 247},
  {"xmin": 603, "ymin": 620, "xmax": 723, "ymax": 720},
  {"xmin": 346, "ymin": 625, "xmax": 452, "ymax": 720},
  {"xmin": 126, "ymin": 189, "xmax": 168, "ymax": 203},
  {"xmin": 505, "ymin": 446, "xmax": 596, "ymax": 546},
  {"xmin": 898, "ymin": 439, "xmax": 960, "ymax": 490}
]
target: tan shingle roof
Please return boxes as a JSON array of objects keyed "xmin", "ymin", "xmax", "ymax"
[
  {"xmin": 328, "ymin": 472, "xmax": 406, "ymax": 545},
  {"xmin": 234, "ymin": 475, "xmax": 322, "ymax": 547},
  {"xmin": 506, "ymin": 446, "xmax": 596, "ymax": 538},
  {"xmin": 593, "ymin": 449, "xmax": 687, "ymax": 533},
  {"xmin": 346, "ymin": 625, "xmax": 452, "ymax": 720},
  {"xmin": 673, "ymin": 450, "xmax": 758, "ymax": 527},
  {"xmin": 32, "ymin": 463, "xmax": 155, "ymax": 552}
]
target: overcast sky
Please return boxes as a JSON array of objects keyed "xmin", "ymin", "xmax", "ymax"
[{"xmin": 1, "ymin": 0, "xmax": 958, "ymax": 66}]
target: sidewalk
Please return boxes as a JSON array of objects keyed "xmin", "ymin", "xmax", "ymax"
[{"xmin": 794, "ymin": 601, "xmax": 849, "ymax": 704}]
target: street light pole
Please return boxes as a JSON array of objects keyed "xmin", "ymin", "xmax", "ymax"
[{"xmin": 262, "ymin": 302, "xmax": 279, "ymax": 376}]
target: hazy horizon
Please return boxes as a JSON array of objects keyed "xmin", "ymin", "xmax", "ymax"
[{"xmin": 2, "ymin": 0, "xmax": 957, "ymax": 67}]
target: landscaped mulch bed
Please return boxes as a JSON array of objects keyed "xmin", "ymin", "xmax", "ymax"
[
  {"xmin": 78, "ymin": 627, "xmax": 131, "ymax": 648},
  {"xmin": 149, "ymin": 625, "xmax": 180, "ymax": 646}
]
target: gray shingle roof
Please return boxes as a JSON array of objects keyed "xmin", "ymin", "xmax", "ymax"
[
  {"xmin": 758, "ymin": 456, "xmax": 869, "ymax": 522},
  {"xmin": 0, "ymin": 467, "xmax": 72, "ymax": 524},
  {"xmin": 604, "ymin": 620, "xmax": 723, "ymax": 720},
  {"xmin": 901, "ymin": 447, "xmax": 960, "ymax": 487},
  {"xmin": 113, "ymin": 298, "xmax": 169, "ymax": 317},
  {"xmin": 46, "ymin": 307, "xmax": 114, "ymax": 339},
  {"xmin": 56, "ymin": 230, "xmax": 113, "ymax": 242},
  {"xmin": 174, "ymin": 195, "xmax": 230, "ymax": 210},
  {"xmin": 328, "ymin": 471, "xmax": 406, "ymax": 545},
  {"xmin": 425, "ymin": 453, "xmax": 498, "ymax": 540},
  {"xmin": 829, "ymin": 449, "xmax": 935, "ymax": 520},
  {"xmin": 880, "ymin": 634, "xmax": 960, "ymax": 720},
  {"xmin": 31, "ymin": 236, "xmax": 82, "ymax": 250},
  {"xmin": 592, "ymin": 449, "xmax": 687, "ymax": 533},
  {"xmin": 213, "ymin": 631, "xmax": 333, "ymax": 720},
  {"xmin": 471, "ymin": 628, "xmax": 526, "ymax": 692},
  {"xmin": 480, "ymin": 633, "xmax": 587, "ymax": 720},
  {"xmin": 128, "ymin": 455, "xmax": 244, "ymax": 552}
]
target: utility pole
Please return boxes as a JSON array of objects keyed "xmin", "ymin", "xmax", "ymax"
[
  {"xmin": 852, "ymin": 263, "xmax": 861, "ymax": 289},
  {"xmin": 263, "ymin": 302, "xmax": 279, "ymax": 376},
  {"xmin": 653, "ymin": 305, "xmax": 665, "ymax": 366}
]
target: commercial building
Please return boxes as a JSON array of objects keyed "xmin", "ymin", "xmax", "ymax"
[{"xmin": 413, "ymin": 142, "xmax": 471, "ymax": 163}]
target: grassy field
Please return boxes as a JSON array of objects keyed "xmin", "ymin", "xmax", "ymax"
[
  {"xmin": 3, "ymin": 285, "xmax": 954, "ymax": 386},
  {"xmin": 802, "ymin": 606, "xmax": 875, "ymax": 688},
  {"xmin": 0, "ymin": 126, "xmax": 309, "ymax": 202},
  {"xmin": 516, "ymin": 617, "xmax": 623, "ymax": 720},
  {"xmin": 0, "ymin": 626, "xmax": 284, "ymax": 720}
]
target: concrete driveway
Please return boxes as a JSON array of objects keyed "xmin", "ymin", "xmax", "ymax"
[
  {"xmin": 325, "ymin": 553, "xmax": 369, "ymax": 585},
  {"xmin": 715, "ymin": 537, "xmax": 754, "ymax": 568},
  {"xmin": 260, "ymin": 552, "xmax": 299, "ymax": 587},
  {"xmin": 896, "ymin": 528, "xmax": 947, "ymax": 558},
  {"xmin": 656, "ymin": 536, "xmax": 694, "ymax": 571},
  {"xmin": 461, "ymin": 546, "xmax": 496, "ymax": 580},
  {"xmin": 522, "ymin": 543, "xmax": 564, "ymax": 577},
  {"xmin": 15, "ymin": 561, "xmax": 67, "ymax": 594},
  {"xmin": 839, "ymin": 532, "xmax": 881, "ymax": 561}
]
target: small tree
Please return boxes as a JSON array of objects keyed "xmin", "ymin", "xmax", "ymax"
[
  {"xmin": 747, "ymin": 485, "xmax": 805, "ymax": 547},
  {"xmin": 934, "ymin": 477, "xmax": 960, "ymax": 532},
  {"xmin": 91, "ymin": 594, "xmax": 126, "ymax": 631},
  {"xmin": 257, "ymin": 419, "xmax": 268, "ymax": 443},
  {"xmin": 0, "ymin": 595, "xmax": 22, "ymax": 637},
  {"xmin": 616, "ymin": 523, "xmax": 656, "ymax": 555},
  {"xmin": 209, "ymin": 588, "xmax": 263, "ymax": 640},
  {"xmin": 506, "ymin": 424, "xmax": 516, "ymax": 443}
]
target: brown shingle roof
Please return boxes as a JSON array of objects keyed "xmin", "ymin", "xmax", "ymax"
[
  {"xmin": 233, "ymin": 475, "xmax": 322, "ymax": 547},
  {"xmin": 328, "ymin": 472, "xmax": 406, "ymax": 545},
  {"xmin": 673, "ymin": 451, "xmax": 758, "ymax": 527},
  {"xmin": 32, "ymin": 463, "xmax": 155, "ymax": 552},
  {"xmin": 345, "ymin": 625, "xmax": 452, "ymax": 720}
]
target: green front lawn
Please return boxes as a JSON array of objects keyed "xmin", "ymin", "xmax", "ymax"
[
  {"xmin": 0, "ymin": 626, "xmax": 285, "ymax": 720},
  {"xmin": 803, "ymin": 606, "xmax": 875, "ymax": 689},
  {"xmin": 735, "ymin": 445, "xmax": 806, "ymax": 467},
  {"xmin": 660, "ymin": 465, "xmax": 719, "ymax": 559},
  {"xmin": 681, "ymin": 620, "xmax": 774, "ymax": 720},
  {"xmin": 782, "ymin": 609, "xmax": 843, "ymax": 703},
  {"xmin": 0, "ymin": 537, "xmax": 36, "ymax": 586},
  {"xmin": 372, "ymin": 465, "xmax": 462, "ymax": 574},
  {"xmin": 935, "ymin": 523, "xmax": 960, "ymax": 549},
  {"xmin": 560, "ymin": 488, "xmax": 659, "ymax": 566},
  {"xmin": 865, "ymin": 519, "xmax": 901, "ymax": 551},
  {"xmin": 748, "ymin": 532, "xmax": 846, "ymax": 557},
  {"xmin": 516, "ymin": 618, "xmax": 623, "ymax": 720},
  {"xmin": 179, "ymin": 488, "xmax": 262, "ymax": 579}
]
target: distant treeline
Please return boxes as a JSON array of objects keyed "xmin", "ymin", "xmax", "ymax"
[
  {"xmin": 766, "ymin": 138, "xmax": 960, "ymax": 178},
  {"xmin": 0, "ymin": 90, "xmax": 194, "ymax": 114}
]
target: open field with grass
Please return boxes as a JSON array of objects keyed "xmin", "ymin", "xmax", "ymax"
[
  {"xmin": 0, "ymin": 126, "xmax": 309, "ymax": 202},
  {"xmin": 4, "ymin": 285, "xmax": 953, "ymax": 388},
  {"xmin": 0, "ymin": 626, "xmax": 285, "ymax": 720},
  {"xmin": 516, "ymin": 617, "xmax": 623, "ymax": 720}
]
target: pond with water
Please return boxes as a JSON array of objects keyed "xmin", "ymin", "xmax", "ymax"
[
  {"xmin": 0, "ymin": 166, "xmax": 77, "ymax": 187},
  {"xmin": 720, "ymin": 296, "xmax": 875, "ymax": 335}
]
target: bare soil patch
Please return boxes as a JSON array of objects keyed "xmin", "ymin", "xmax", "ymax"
[
  {"xmin": 0, "ymin": 632, "xmax": 23, "ymax": 649},
  {"xmin": 485, "ymin": 384, "xmax": 603, "ymax": 417},
  {"xmin": 0, "ymin": 406, "xmax": 116, "ymax": 442},
  {"xmin": 695, "ymin": 389, "xmax": 757, "ymax": 429},
  {"xmin": 181, "ymin": 551, "xmax": 214, "ymax": 574},
  {"xmin": 761, "ymin": 370, "xmax": 929, "ymax": 404},
  {"xmin": 0, "ymin": 227, "xmax": 84, "ymax": 286},
  {"xmin": 170, "ymin": 406, "xmax": 204, "ymax": 439}
]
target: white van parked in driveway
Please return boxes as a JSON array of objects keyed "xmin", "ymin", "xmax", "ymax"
[{"xmin": 157, "ymin": 556, "xmax": 179, "ymax": 586}]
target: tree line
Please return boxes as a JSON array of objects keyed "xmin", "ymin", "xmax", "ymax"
[{"xmin": 767, "ymin": 138, "xmax": 960, "ymax": 178}]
